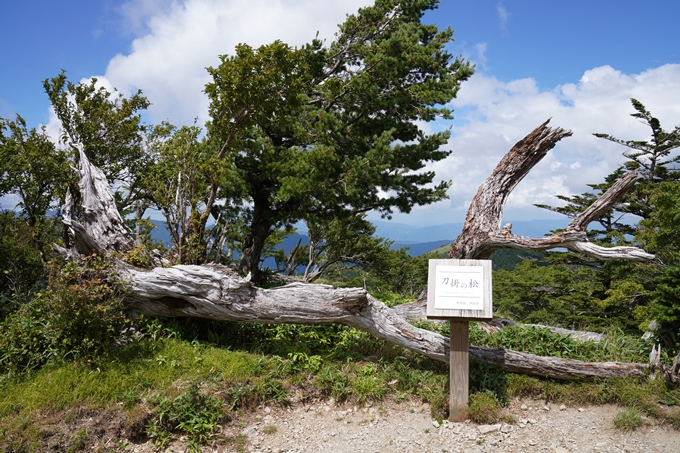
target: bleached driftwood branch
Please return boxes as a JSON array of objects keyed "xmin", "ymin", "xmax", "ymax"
[{"xmin": 55, "ymin": 145, "xmax": 134, "ymax": 257}]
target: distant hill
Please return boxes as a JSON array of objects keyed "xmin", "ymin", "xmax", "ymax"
[
  {"xmin": 149, "ymin": 220, "xmax": 173, "ymax": 246},
  {"xmin": 422, "ymin": 242, "xmax": 545, "ymax": 271},
  {"xmin": 392, "ymin": 240, "xmax": 452, "ymax": 257}
]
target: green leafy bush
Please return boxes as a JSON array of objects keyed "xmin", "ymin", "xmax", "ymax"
[
  {"xmin": 0, "ymin": 212, "xmax": 51, "ymax": 321},
  {"xmin": 146, "ymin": 382, "xmax": 225, "ymax": 451},
  {"xmin": 0, "ymin": 256, "xmax": 128, "ymax": 374}
]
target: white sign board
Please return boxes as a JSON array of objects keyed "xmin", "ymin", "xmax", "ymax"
[
  {"xmin": 434, "ymin": 265, "xmax": 484, "ymax": 311},
  {"xmin": 427, "ymin": 259, "xmax": 492, "ymax": 320}
]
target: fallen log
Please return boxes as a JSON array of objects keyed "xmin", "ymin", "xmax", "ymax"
[
  {"xmin": 119, "ymin": 262, "xmax": 651, "ymax": 381},
  {"xmin": 524, "ymin": 324, "xmax": 605, "ymax": 343},
  {"xmin": 56, "ymin": 123, "xmax": 662, "ymax": 382}
]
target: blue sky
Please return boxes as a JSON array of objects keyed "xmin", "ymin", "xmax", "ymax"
[{"xmin": 2, "ymin": 0, "xmax": 680, "ymax": 227}]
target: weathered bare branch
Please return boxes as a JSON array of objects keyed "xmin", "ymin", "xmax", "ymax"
[
  {"xmin": 447, "ymin": 120, "xmax": 654, "ymax": 262},
  {"xmin": 76, "ymin": 146, "xmax": 133, "ymax": 253},
  {"xmin": 55, "ymin": 147, "xmax": 133, "ymax": 258}
]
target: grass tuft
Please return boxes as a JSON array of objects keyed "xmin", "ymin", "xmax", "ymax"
[
  {"xmin": 612, "ymin": 408, "xmax": 644, "ymax": 431},
  {"xmin": 467, "ymin": 392, "xmax": 499, "ymax": 424}
]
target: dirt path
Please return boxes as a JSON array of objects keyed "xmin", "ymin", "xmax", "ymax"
[{"xmin": 126, "ymin": 398, "xmax": 680, "ymax": 453}]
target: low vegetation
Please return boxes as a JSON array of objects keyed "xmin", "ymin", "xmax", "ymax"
[{"xmin": 2, "ymin": 312, "xmax": 679, "ymax": 451}]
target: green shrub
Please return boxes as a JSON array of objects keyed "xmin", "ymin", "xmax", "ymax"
[
  {"xmin": 468, "ymin": 323, "xmax": 651, "ymax": 364},
  {"xmin": 0, "ymin": 212, "xmax": 52, "ymax": 321},
  {"xmin": 0, "ymin": 256, "xmax": 128, "ymax": 374},
  {"xmin": 146, "ymin": 382, "xmax": 225, "ymax": 451},
  {"xmin": 650, "ymin": 260, "xmax": 680, "ymax": 353}
]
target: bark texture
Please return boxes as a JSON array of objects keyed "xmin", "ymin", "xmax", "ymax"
[
  {"xmin": 55, "ymin": 146, "xmax": 134, "ymax": 257},
  {"xmin": 59, "ymin": 121, "xmax": 665, "ymax": 382}
]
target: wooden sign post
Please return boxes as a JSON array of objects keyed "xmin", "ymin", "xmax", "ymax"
[{"xmin": 426, "ymin": 259, "xmax": 493, "ymax": 422}]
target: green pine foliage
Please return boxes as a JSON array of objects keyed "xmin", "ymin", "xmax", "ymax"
[
  {"xmin": 650, "ymin": 260, "xmax": 680, "ymax": 352},
  {"xmin": 493, "ymin": 260, "xmax": 607, "ymax": 329},
  {"xmin": 204, "ymin": 0, "xmax": 474, "ymax": 279}
]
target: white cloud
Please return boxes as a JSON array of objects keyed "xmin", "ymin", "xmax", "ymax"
[
  {"xmin": 497, "ymin": 3, "xmax": 508, "ymax": 31},
  {"xmin": 98, "ymin": 0, "xmax": 373, "ymax": 126},
  {"xmin": 117, "ymin": 0, "xmax": 176, "ymax": 37},
  {"xmin": 44, "ymin": 107, "xmax": 62, "ymax": 144},
  {"xmin": 407, "ymin": 64, "xmax": 680, "ymax": 225}
]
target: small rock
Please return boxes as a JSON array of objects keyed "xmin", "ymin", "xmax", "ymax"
[
  {"xmin": 528, "ymin": 439, "xmax": 538, "ymax": 446},
  {"xmin": 243, "ymin": 425, "xmax": 259, "ymax": 437},
  {"xmin": 521, "ymin": 404, "xmax": 528, "ymax": 411},
  {"xmin": 432, "ymin": 420, "xmax": 440, "ymax": 428},
  {"xmin": 553, "ymin": 448, "xmax": 570, "ymax": 453},
  {"xmin": 559, "ymin": 404, "xmax": 566, "ymax": 411},
  {"xmin": 578, "ymin": 408, "xmax": 584, "ymax": 412},
  {"xmin": 478, "ymin": 424, "xmax": 502, "ymax": 434},
  {"xmin": 543, "ymin": 405, "xmax": 551, "ymax": 411},
  {"xmin": 500, "ymin": 424, "xmax": 512, "ymax": 434}
]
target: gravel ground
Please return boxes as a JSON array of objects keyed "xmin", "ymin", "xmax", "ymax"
[{"xmin": 132, "ymin": 398, "xmax": 680, "ymax": 453}]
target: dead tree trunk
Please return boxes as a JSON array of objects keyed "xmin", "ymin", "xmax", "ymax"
[
  {"xmin": 448, "ymin": 120, "xmax": 653, "ymax": 261},
  {"xmin": 57, "ymin": 124, "xmax": 668, "ymax": 382}
]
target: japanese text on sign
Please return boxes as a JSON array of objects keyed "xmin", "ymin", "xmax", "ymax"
[{"xmin": 434, "ymin": 265, "xmax": 484, "ymax": 311}]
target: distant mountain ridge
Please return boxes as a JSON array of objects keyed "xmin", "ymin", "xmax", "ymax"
[
  {"xmin": 148, "ymin": 218, "xmax": 569, "ymax": 260},
  {"xmin": 369, "ymin": 218, "xmax": 569, "ymax": 243}
]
